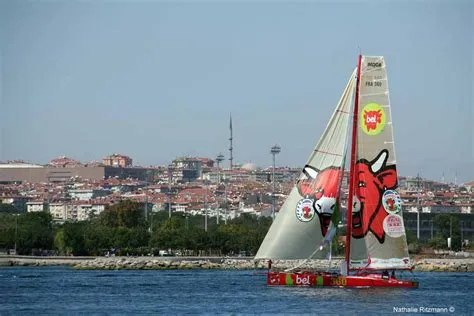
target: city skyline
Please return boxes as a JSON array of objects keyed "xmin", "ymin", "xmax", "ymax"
[{"xmin": 1, "ymin": 1, "xmax": 473, "ymax": 183}]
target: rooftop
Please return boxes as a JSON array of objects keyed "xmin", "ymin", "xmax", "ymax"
[{"xmin": 0, "ymin": 163, "xmax": 44, "ymax": 169}]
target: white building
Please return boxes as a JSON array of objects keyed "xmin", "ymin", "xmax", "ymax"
[
  {"xmin": 74, "ymin": 203, "xmax": 106, "ymax": 221},
  {"xmin": 26, "ymin": 201, "xmax": 46, "ymax": 213},
  {"xmin": 49, "ymin": 201, "xmax": 107, "ymax": 222},
  {"xmin": 68, "ymin": 188, "xmax": 110, "ymax": 201},
  {"xmin": 49, "ymin": 203, "xmax": 69, "ymax": 222}
]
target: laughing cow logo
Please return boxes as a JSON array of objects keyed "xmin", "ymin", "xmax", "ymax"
[
  {"xmin": 361, "ymin": 103, "xmax": 386, "ymax": 136},
  {"xmin": 364, "ymin": 109, "xmax": 382, "ymax": 132},
  {"xmin": 297, "ymin": 166, "xmax": 341, "ymax": 236},
  {"xmin": 352, "ymin": 149, "xmax": 398, "ymax": 243}
]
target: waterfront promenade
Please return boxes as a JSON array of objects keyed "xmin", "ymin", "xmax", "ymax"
[{"xmin": 2, "ymin": 255, "xmax": 473, "ymax": 272}]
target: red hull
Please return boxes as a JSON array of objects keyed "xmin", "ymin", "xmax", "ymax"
[{"xmin": 267, "ymin": 271, "xmax": 418, "ymax": 288}]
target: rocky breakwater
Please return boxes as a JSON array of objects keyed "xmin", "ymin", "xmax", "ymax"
[
  {"xmin": 0, "ymin": 255, "xmax": 95, "ymax": 267},
  {"xmin": 3, "ymin": 256, "xmax": 474, "ymax": 272},
  {"xmin": 72, "ymin": 257, "xmax": 260, "ymax": 270},
  {"xmin": 413, "ymin": 258, "xmax": 474, "ymax": 272},
  {"xmin": 72, "ymin": 257, "xmax": 341, "ymax": 270}
]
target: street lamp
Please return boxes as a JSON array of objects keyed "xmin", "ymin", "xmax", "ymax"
[
  {"xmin": 144, "ymin": 170, "xmax": 148, "ymax": 222},
  {"xmin": 14, "ymin": 214, "xmax": 19, "ymax": 255},
  {"xmin": 416, "ymin": 173, "xmax": 421, "ymax": 240},
  {"xmin": 168, "ymin": 164, "xmax": 174, "ymax": 219},
  {"xmin": 270, "ymin": 144, "xmax": 281, "ymax": 220},
  {"xmin": 224, "ymin": 183, "xmax": 228, "ymax": 225},
  {"xmin": 216, "ymin": 153, "xmax": 224, "ymax": 184},
  {"xmin": 216, "ymin": 153, "xmax": 225, "ymax": 225},
  {"xmin": 204, "ymin": 184, "xmax": 208, "ymax": 232},
  {"xmin": 449, "ymin": 216, "xmax": 452, "ymax": 250}
]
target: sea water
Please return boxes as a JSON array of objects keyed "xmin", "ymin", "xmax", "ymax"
[{"xmin": 0, "ymin": 267, "xmax": 473, "ymax": 315}]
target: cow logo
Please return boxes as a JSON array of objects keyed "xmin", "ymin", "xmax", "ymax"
[
  {"xmin": 383, "ymin": 214, "xmax": 405, "ymax": 238},
  {"xmin": 269, "ymin": 274, "xmax": 279, "ymax": 285},
  {"xmin": 351, "ymin": 149, "xmax": 398, "ymax": 243},
  {"xmin": 314, "ymin": 196, "xmax": 337, "ymax": 236},
  {"xmin": 361, "ymin": 103, "xmax": 386, "ymax": 135},
  {"xmin": 296, "ymin": 198, "xmax": 315, "ymax": 222},
  {"xmin": 297, "ymin": 166, "xmax": 341, "ymax": 235},
  {"xmin": 382, "ymin": 190, "xmax": 402, "ymax": 214}
]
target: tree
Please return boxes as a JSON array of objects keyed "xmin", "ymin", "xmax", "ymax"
[
  {"xmin": 54, "ymin": 229, "xmax": 67, "ymax": 255},
  {"xmin": 57, "ymin": 222, "xmax": 88, "ymax": 255},
  {"xmin": 0, "ymin": 213, "xmax": 17, "ymax": 250},
  {"xmin": 0, "ymin": 204, "xmax": 17, "ymax": 213},
  {"xmin": 433, "ymin": 214, "xmax": 461, "ymax": 250},
  {"xmin": 17, "ymin": 212, "xmax": 54, "ymax": 255},
  {"xmin": 100, "ymin": 200, "xmax": 147, "ymax": 229},
  {"xmin": 150, "ymin": 217, "xmax": 186, "ymax": 251}
]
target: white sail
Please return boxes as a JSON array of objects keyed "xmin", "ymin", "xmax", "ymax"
[
  {"xmin": 349, "ymin": 56, "xmax": 411, "ymax": 269},
  {"xmin": 255, "ymin": 69, "xmax": 356, "ymax": 260}
]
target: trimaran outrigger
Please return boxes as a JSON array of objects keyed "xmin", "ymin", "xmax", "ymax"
[{"xmin": 255, "ymin": 55, "xmax": 419, "ymax": 288}]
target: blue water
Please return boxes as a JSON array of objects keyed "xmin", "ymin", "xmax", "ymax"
[{"xmin": 0, "ymin": 267, "xmax": 473, "ymax": 315}]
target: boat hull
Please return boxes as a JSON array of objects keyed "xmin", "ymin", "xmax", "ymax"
[{"xmin": 267, "ymin": 272, "xmax": 418, "ymax": 288}]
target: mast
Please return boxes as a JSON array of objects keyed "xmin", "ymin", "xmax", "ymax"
[{"xmin": 345, "ymin": 54, "xmax": 362, "ymax": 271}]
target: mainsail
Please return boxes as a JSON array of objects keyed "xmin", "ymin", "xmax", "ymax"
[
  {"xmin": 349, "ymin": 56, "xmax": 410, "ymax": 269},
  {"xmin": 255, "ymin": 69, "xmax": 356, "ymax": 260}
]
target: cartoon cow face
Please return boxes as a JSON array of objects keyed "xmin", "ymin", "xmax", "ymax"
[
  {"xmin": 351, "ymin": 149, "xmax": 398, "ymax": 243},
  {"xmin": 297, "ymin": 166, "xmax": 341, "ymax": 236},
  {"xmin": 314, "ymin": 196, "xmax": 337, "ymax": 236}
]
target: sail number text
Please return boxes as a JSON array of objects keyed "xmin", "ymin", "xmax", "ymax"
[
  {"xmin": 365, "ymin": 81, "xmax": 382, "ymax": 87},
  {"xmin": 330, "ymin": 277, "xmax": 347, "ymax": 286}
]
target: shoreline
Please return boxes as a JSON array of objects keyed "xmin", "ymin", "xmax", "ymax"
[{"xmin": 1, "ymin": 255, "xmax": 473, "ymax": 272}]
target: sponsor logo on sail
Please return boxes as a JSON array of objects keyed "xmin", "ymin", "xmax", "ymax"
[
  {"xmin": 295, "ymin": 198, "xmax": 315, "ymax": 222},
  {"xmin": 361, "ymin": 102, "xmax": 386, "ymax": 135},
  {"xmin": 382, "ymin": 190, "xmax": 402, "ymax": 214},
  {"xmin": 383, "ymin": 214, "xmax": 405, "ymax": 238},
  {"xmin": 367, "ymin": 62, "xmax": 382, "ymax": 67}
]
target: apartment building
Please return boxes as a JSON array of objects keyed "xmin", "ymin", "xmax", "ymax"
[{"xmin": 103, "ymin": 154, "xmax": 133, "ymax": 168}]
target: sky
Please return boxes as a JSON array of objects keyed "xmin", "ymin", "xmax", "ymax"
[{"xmin": 0, "ymin": 0, "xmax": 473, "ymax": 183}]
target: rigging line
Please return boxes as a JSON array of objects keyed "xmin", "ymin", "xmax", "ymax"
[
  {"xmin": 283, "ymin": 243, "xmax": 328, "ymax": 273},
  {"xmin": 315, "ymin": 148, "xmax": 344, "ymax": 157}
]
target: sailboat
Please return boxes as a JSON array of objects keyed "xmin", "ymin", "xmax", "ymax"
[{"xmin": 255, "ymin": 55, "xmax": 418, "ymax": 288}]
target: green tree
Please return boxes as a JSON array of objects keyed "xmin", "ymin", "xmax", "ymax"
[
  {"xmin": 0, "ymin": 213, "xmax": 17, "ymax": 250},
  {"xmin": 100, "ymin": 200, "xmax": 147, "ymax": 229},
  {"xmin": 17, "ymin": 212, "xmax": 54, "ymax": 255},
  {"xmin": 433, "ymin": 214, "xmax": 461, "ymax": 250},
  {"xmin": 58, "ymin": 222, "xmax": 88, "ymax": 255},
  {"xmin": 54, "ymin": 229, "xmax": 67, "ymax": 255},
  {"xmin": 0, "ymin": 203, "xmax": 17, "ymax": 213},
  {"xmin": 150, "ymin": 217, "xmax": 186, "ymax": 250}
]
